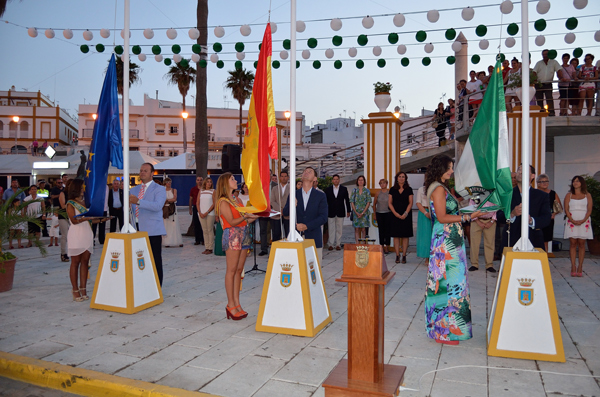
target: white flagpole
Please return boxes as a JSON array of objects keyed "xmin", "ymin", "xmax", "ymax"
[
  {"xmin": 122, "ymin": 0, "xmax": 131, "ymax": 232},
  {"xmin": 520, "ymin": 0, "xmax": 531, "ymax": 251},
  {"xmin": 287, "ymin": 0, "xmax": 298, "ymax": 241}
]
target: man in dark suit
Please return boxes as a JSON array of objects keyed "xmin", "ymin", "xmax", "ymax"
[
  {"xmin": 324, "ymin": 174, "xmax": 351, "ymax": 251},
  {"xmin": 270, "ymin": 170, "xmax": 290, "ymax": 241},
  {"xmin": 107, "ymin": 178, "xmax": 124, "ymax": 233},
  {"xmin": 498, "ymin": 164, "xmax": 551, "ymax": 250},
  {"xmin": 283, "ymin": 167, "xmax": 328, "ymax": 263}
]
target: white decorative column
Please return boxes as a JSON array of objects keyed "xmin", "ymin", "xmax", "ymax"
[
  {"xmin": 362, "ymin": 112, "xmax": 403, "ymax": 192},
  {"xmin": 507, "ymin": 106, "xmax": 548, "ymax": 186}
]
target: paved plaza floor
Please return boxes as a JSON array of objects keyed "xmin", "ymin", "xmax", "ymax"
[{"xmin": 1, "ymin": 210, "xmax": 599, "ymax": 396}]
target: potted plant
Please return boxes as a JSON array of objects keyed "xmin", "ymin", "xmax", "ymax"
[
  {"xmin": 0, "ymin": 189, "xmax": 48, "ymax": 292},
  {"xmin": 583, "ymin": 175, "xmax": 600, "ymax": 255},
  {"xmin": 373, "ymin": 81, "xmax": 392, "ymax": 112},
  {"xmin": 506, "ymin": 69, "xmax": 542, "ymax": 107}
]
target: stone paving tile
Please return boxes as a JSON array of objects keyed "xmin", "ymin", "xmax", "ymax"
[
  {"xmin": 273, "ymin": 346, "xmax": 347, "ymax": 387},
  {"xmin": 253, "ymin": 379, "xmax": 316, "ymax": 397},
  {"xmin": 159, "ymin": 365, "xmax": 221, "ymax": 391},
  {"xmin": 388, "ymin": 355, "xmax": 438, "ymax": 397},
  {"xmin": 429, "ymin": 378, "xmax": 488, "ymax": 397},
  {"xmin": 186, "ymin": 336, "xmax": 265, "ymax": 372},
  {"xmin": 78, "ymin": 352, "xmax": 141, "ymax": 374},
  {"xmin": 9, "ymin": 340, "xmax": 71, "ymax": 360}
]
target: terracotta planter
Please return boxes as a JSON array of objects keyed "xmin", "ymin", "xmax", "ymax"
[
  {"xmin": 374, "ymin": 92, "xmax": 391, "ymax": 112},
  {"xmin": 588, "ymin": 238, "xmax": 600, "ymax": 256},
  {"xmin": 0, "ymin": 257, "xmax": 17, "ymax": 293}
]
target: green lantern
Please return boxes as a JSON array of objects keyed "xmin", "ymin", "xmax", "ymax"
[
  {"xmin": 446, "ymin": 56, "xmax": 456, "ymax": 65},
  {"xmin": 499, "ymin": 53, "xmax": 506, "ymax": 62},
  {"xmin": 573, "ymin": 47, "xmax": 583, "ymax": 58},
  {"xmin": 80, "ymin": 45, "xmax": 89, "ymax": 54},
  {"xmin": 401, "ymin": 57, "xmax": 410, "ymax": 67},
  {"xmin": 258, "ymin": 43, "xmax": 262, "ymax": 51},
  {"xmin": 415, "ymin": 30, "xmax": 427, "ymax": 42},
  {"xmin": 192, "ymin": 44, "xmax": 201, "ymax": 54},
  {"xmin": 296, "ymin": 60, "xmax": 300, "ymax": 69},
  {"xmin": 377, "ymin": 59, "xmax": 386, "ymax": 68},
  {"xmin": 283, "ymin": 39, "xmax": 291, "ymax": 50},
  {"xmin": 213, "ymin": 42, "xmax": 222, "ymax": 53},
  {"xmin": 180, "ymin": 59, "xmax": 189, "ymax": 68},
  {"xmin": 307, "ymin": 38, "xmax": 317, "ymax": 48},
  {"xmin": 332, "ymin": 35, "xmax": 343, "ymax": 46},
  {"xmin": 565, "ymin": 17, "xmax": 578, "ymax": 30},
  {"xmin": 235, "ymin": 60, "xmax": 242, "ymax": 70},
  {"xmin": 357, "ymin": 34, "xmax": 368, "ymax": 46},
  {"xmin": 534, "ymin": 19, "xmax": 547, "ymax": 32},
  {"xmin": 96, "ymin": 44, "xmax": 105, "ymax": 53},
  {"xmin": 334, "ymin": 60, "xmax": 342, "ymax": 69},
  {"xmin": 422, "ymin": 57, "xmax": 431, "ymax": 66},
  {"xmin": 272, "ymin": 60, "xmax": 280, "ymax": 69},
  {"xmin": 471, "ymin": 54, "xmax": 480, "ymax": 64},
  {"xmin": 172, "ymin": 44, "xmax": 181, "ymax": 54},
  {"xmin": 548, "ymin": 49, "xmax": 557, "ymax": 60},
  {"xmin": 475, "ymin": 25, "xmax": 487, "ymax": 37},
  {"xmin": 131, "ymin": 45, "xmax": 141, "ymax": 55},
  {"xmin": 235, "ymin": 42, "xmax": 245, "ymax": 52},
  {"xmin": 115, "ymin": 45, "xmax": 124, "ymax": 55},
  {"xmin": 507, "ymin": 23, "xmax": 519, "ymax": 36},
  {"xmin": 356, "ymin": 59, "xmax": 364, "ymax": 69},
  {"xmin": 254, "ymin": 61, "xmax": 258, "ymax": 69},
  {"xmin": 313, "ymin": 60, "xmax": 321, "ymax": 69},
  {"xmin": 164, "ymin": 58, "xmax": 172, "ymax": 66},
  {"xmin": 199, "ymin": 59, "xmax": 207, "ymax": 68},
  {"xmin": 445, "ymin": 28, "xmax": 456, "ymax": 41},
  {"xmin": 388, "ymin": 33, "xmax": 399, "ymax": 45},
  {"xmin": 216, "ymin": 60, "xmax": 224, "ymax": 69},
  {"xmin": 152, "ymin": 45, "xmax": 161, "ymax": 55}
]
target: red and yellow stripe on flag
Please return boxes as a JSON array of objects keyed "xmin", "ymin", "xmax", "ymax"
[{"xmin": 241, "ymin": 23, "xmax": 277, "ymax": 213}]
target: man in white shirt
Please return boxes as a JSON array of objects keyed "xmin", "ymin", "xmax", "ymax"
[
  {"xmin": 466, "ymin": 70, "xmax": 484, "ymax": 120},
  {"xmin": 270, "ymin": 170, "xmax": 290, "ymax": 241},
  {"xmin": 533, "ymin": 49, "xmax": 561, "ymax": 116}
]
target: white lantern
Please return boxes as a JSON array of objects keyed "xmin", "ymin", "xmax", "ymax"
[
  {"xmin": 210, "ymin": 54, "xmax": 219, "ymax": 63},
  {"xmin": 348, "ymin": 47, "xmax": 357, "ymax": 57},
  {"xmin": 296, "ymin": 21, "xmax": 306, "ymax": 33},
  {"xmin": 462, "ymin": 7, "xmax": 475, "ymax": 21},
  {"xmin": 500, "ymin": 0, "xmax": 514, "ymax": 14},
  {"xmin": 280, "ymin": 50, "xmax": 289, "ymax": 60},
  {"xmin": 27, "ymin": 27, "xmax": 38, "ymax": 38},
  {"xmin": 155, "ymin": 54, "xmax": 163, "ymax": 62},
  {"xmin": 505, "ymin": 37, "xmax": 516, "ymax": 48},
  {"xmin": 138, "ymin": 53, "xmax": 147, "ymax": 62},
  {"xmin": 595, "ymin": 30, "xmax": 600, "ymax": 42},
  {"xmin": 564, "ymin": 32, "xmax": 576, "ymax": 44},
  {"xmin": 452, "ymin": 41, "xmax": 462, "ymax": 52},
  {"xmin": 100, "ymin": 28, "xmax": 110, "ymax": 38},
  {"xmin": 143, "ymin": 28, "xmax": 154, "ymax": 39},
  {"xmin": 536, "ymin": 0, "xmax": 550, "ymax": 14},
  {"xmin": 173, "ymin": 54, "xmax": 182, "ymax": 63},
  {"xmin": 424, "ymin": 43, "xmax": 434, "ymax": 53},
  {"xmin": 324, "ymin": 48, "xmax": 334, "ymax": 59},
  {"xmin": 270, "ymin": 22, "xmax": 277, "ymax": 34},
  {"xmin": 302, "ymin": 49, "xmax": 310, "ymax": 59},
  {"xmin": 120, "ymin": 29, "xmax": 131, "ymax": 39},
  {"xmin": 372, "ymin": 46, "xmax": 382, "ymax": 56},
  {"xmin": 62, "ymin": 29, "xmax": 73, "ymax": 39},
  {"xmin": 166, "ymin": 28, "xmax": 177, "ymax": 39},
  {"xmin": 427, "ymin": 10, "xmax": 439, "ymax": 23},
  {"xmin": 479, "ymin": 39, "xmax": 489, "ymax": 50},
  {"xmin": 362, "ymin": 16, "xmax": 374, "ymax": 29},
  {"xmin": 191, "ymin": 53, "xmax": 200, "ymax": 63},
  {"xmin": 397, "ymin": 44, "xmax": 407, "ymax": 55},
  {"xmin": 214, "ymin": 26, "xmax": 225, "ymax": 38},
  {"xmin": 45, "ymin": 29, "xmax": 55, "ymax": 39},
  {"xmin": 535, "ymin": 35, "xmax": 546, "ymax": 46},
  {"xmin": 83, "ymin": 30, "xmax": 93, "ymax": 41},
  {"xmin": 573, "ymin": 0, "xmax": 587, "ymax": 9},
  {"xmin": 393, "ymin": 13, "xmax": 405, "ymax": 27},
  {"xmin": 330, "ymin": 18, "xmax": 342, "ymax": 31},
  {"xmin": 240, "ymin": 24, "xmax": 251, "ymax": 36},
  {"xmin": 189, "ymin": 28, "xmax": 200, "ymax": 40},
  {"xmin": 236, "ymin": 52, "xmax": 245, "ymax": 60}
]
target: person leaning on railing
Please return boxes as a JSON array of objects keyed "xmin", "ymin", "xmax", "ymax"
[
  {"xmin": 558, "ymin": 53, "xmax": 577, "ymax": 116},
  {"xmin": 533, "ymin": 49, "xmax": 561, "ymax": 116},
  {"xmin": 577, "ymin": 54, "xmax": 598, "ymax": 116}
]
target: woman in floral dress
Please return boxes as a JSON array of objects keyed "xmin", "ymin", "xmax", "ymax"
[
  {"xmin": 350, "ymin": 176, "xmax": 371, "ymax": 244},
  {"xmin": 424, "ymin": 155, "xmax": 482, "ymax": 345}
]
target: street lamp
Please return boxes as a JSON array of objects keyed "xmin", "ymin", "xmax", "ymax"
[
  {"xmin": 181, "ymin": 111, "xmax": 189, "ymax": 153},
  {"xmin": 12, "ymin": 116, "xmax": 19, "ymax": 154},
  {"xmin": 92, "ymin": 113, "xmax": 97, "ymax": 120},
  {"xmin": 393, "ymin": 106, "xmax": 401, "ymax": 119}
]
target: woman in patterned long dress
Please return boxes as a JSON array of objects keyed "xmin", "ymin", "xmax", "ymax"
[
  {"xmin": 350, "ymin": 176, "xmax": 371, "ymax": 243},
  {"xmin": 424, "ymin": 155, "xmax": 482, "ymax": 345}
]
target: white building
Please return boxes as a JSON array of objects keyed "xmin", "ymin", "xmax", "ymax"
[{"xmin": 303, "ymin": 117, "xmax": 363, "ymax": 146}]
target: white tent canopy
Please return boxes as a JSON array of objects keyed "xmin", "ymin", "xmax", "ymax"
[{"xmin": 154, "ymin": 152, "xmax": 195, "ymax": 171}]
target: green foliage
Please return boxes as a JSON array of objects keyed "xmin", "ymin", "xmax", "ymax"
[
  {"xmin": 373, "ymin": 81, "xmax": 392, "ymax": 93},
  {"xmin": 506, "ymin": 69, "xmax": 542, "ymax": 89},
  {"xmin": 583, "ymin": 175, "xmax": 600, "ymax": 240}
]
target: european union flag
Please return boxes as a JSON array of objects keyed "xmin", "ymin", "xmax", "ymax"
[{"xmin": 82, "ymin": 54, "xmax": 123, "ymax": 216}]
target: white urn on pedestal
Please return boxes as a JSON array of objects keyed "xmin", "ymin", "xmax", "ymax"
[
  {"xmin": 515, "ymin": 86, "xmax": 536, "ymax": 106},
  {"xmin": 374, "ymin": 93, "xmax": 391, "ymax": 112}
]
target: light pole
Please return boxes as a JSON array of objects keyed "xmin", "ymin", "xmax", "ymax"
[
  {"xmin": 12, "ymin": 116, "xmax": 19, "ymax": 154},
  {"xmin": 181, "ymin": 111, "xmax": 189, "ymax": 154},
  {"xmin": 283, "ymin": 110, "xmax": 291, "ymax": 175}
]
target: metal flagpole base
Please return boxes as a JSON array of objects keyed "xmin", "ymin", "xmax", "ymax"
[{"xmin": 246, "ymin": 223, "xmax": 266, "ymax": 274}]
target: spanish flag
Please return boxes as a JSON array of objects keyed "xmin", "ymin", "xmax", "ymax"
[{"xmin": 241, "ymin": 23, "xmax": 277, "ymax": 213}]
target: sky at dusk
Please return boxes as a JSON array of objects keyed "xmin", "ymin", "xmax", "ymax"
[{"xmin": 0, "ymin": 0, "xmax": 598, "ymax": 127}]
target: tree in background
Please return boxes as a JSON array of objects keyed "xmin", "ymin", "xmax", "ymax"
[
  {"xmin": 195, "ymin": 0, "xmax": 208, "ymax": 177},
  {"xmin": 114, "ymin": 57, "xmax": 141, "ymax": 96},
  {"xmin": 225, "ymin": 68, "xmax": 255, "ymax": 147}
]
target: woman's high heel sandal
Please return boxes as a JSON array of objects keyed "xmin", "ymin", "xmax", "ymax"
[
  {"xmin": 436, "ymin": 339, "xmax": 459, "ymax": 345},
  {"xmin": 225, "ymin": 306, "xmax": 245, "ymax": 321},
  {"xmin": 234, "ymin": 305, "xmax": 248, "ymax": 318},
  {"xmin": 79, "ymin": 288, "xmax": 89, "ymax": 300},
  {"xmin": 72, "ymin": 290, "xmax": 84, "ymax": 302}
]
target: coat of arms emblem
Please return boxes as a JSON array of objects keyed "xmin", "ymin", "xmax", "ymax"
[
  {"xmin": 137, "ymin": 250, "xmax": 145, "ymax": 270},
  {"xmin": 517, "ymin": 278, "xmax": 534, "ymax": 306},
  {"xmin": 110, "ymin": 251, "xmax": 120, "ymax": 272},
  {"xmin": 309, "ymin": 260, "xmax": 316, "ymax": 285},
  {"xmin": 355, "ymin": 245, "xmax": 369, "ymax": 269},
  {"xmin": 280, "ymin": 263, "xmax": 293, "ymax": 288}
]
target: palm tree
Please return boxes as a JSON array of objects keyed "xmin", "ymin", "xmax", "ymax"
[
  {"xmin": 225, "ymin": 69, "xmax": 255, "ymax": 147},
  {"xmin": 165, "ymin": 60, "xmax": 196, "ymax": 154},
  {"xmin": 113, "ymin": 57, "xmax": 141, "ymax": 96},
  {"xmin": 195, "ymin": 0, "xmax": 209, "ymax": 178}
]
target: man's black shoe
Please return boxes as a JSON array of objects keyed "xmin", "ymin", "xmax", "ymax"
[
  {"xmin": 486, "ymin": 267, "xmax": 497, "ymax": 273},
  {"xmin": 258, "ymin": 251, "xmax": 268, "ymax": 256},
  {"xmin": 468, "ymin": 266, "xmax": 478, "ymax": 271},
  {"xmin": 194, "ymin": 242, "xmax": 202, "ymax": 245}
]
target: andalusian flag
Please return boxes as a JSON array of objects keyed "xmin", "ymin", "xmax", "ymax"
[
  {"xmin": 454, "ymin": 59, "xmax": 512, "ymax": 217},
  {"xmin": 241, "ymin": 23, "xmax": 277, "ymax": 213}
]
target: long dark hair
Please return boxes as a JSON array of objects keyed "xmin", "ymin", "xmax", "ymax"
[
  {"xmin": 570, "ymin": 175, "xmax": 588, "ymax": 195},
  {"xmin": 425, "ymin": 155, "xmax": 454, "ymax": 191},
  {"xmin": 392, "ymin": 171, "xmax": 409, "ymax": 190},
  {"xmin": 67, "ymin": 179, "xmax": 84, "ymax": 200}
]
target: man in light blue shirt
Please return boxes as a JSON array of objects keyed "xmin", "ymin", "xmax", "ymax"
[{"xmin": 2, "ymin": 179, "xmax": 26, "ymax": 203}]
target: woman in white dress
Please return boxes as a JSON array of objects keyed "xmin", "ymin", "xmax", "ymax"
[
  {"xmin": 163, "ymin": 178, "xmax": 183, "ymax": 247},
  {"xmin": 564, "ymin": 176, "xmax": 594, "ymax": 277},
  {"xmin": 504, "ymin": 58, "xmax": 521, "ymax": 112},
  {"xmin": 197, "ymin": 178, "xmax": 216, "ymax": 254}
]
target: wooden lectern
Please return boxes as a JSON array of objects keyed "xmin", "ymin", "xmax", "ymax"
[{"xmin": 322, "ymin": 244, "xmax": 406, "ymax": 397}]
